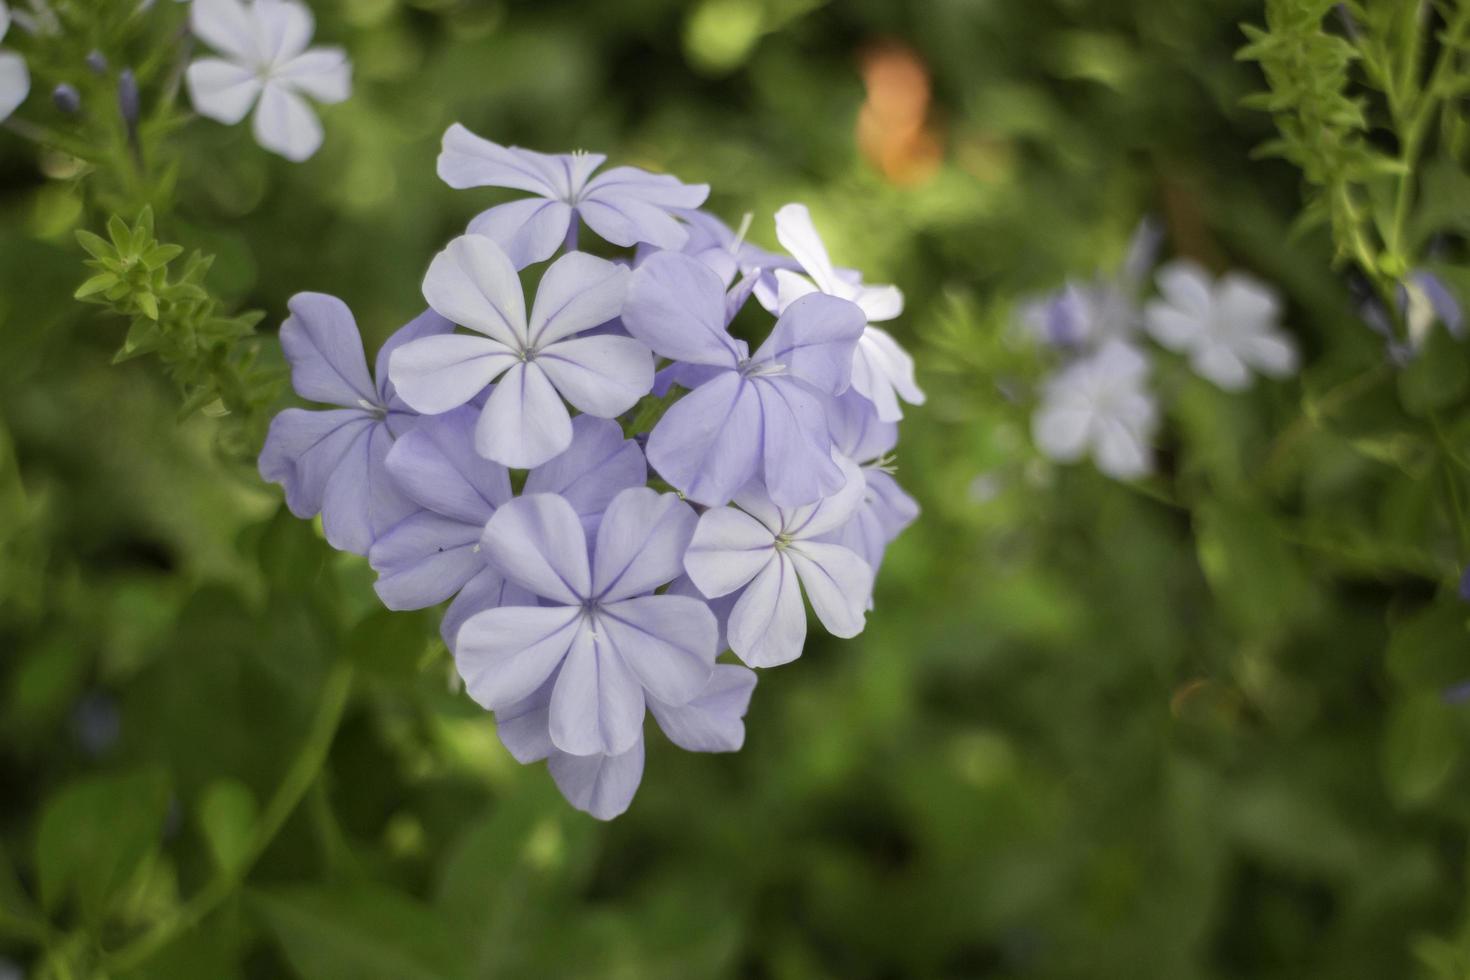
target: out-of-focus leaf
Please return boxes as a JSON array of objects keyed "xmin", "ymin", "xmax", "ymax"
[
  {"xmin": 1397, "ymin": 328, "xmax": 1469, "ymax": 417},
  {"xmin": 198, "ymin": 779, "xmax": 259, "ymax": 875},
  {"xmin": 35, "ymin": 767, "xmax": 171, "ymax": 923},
  {"xmin": 252, "ymin": 884, "xmax": 468, "ymax": 980},
  {"xmin": 1382, "ymin": 692, "xmax": 1463, "ymax": 808}
]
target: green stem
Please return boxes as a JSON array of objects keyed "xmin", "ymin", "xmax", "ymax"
[{"xmin": 99, "ymin": 660, "xmax": 355, "ymax": 975}]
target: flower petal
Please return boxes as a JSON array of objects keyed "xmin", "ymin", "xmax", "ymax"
[
  {"xmin": 320, "ymin": 421, "xmax": 414, "ymax": 555},
  {"xmin": 524, "ymin": 415, "xmax": 647, "ymax": 524},
  {"xmin": 754, "ymin": 379, "xmax": 846, "ymax": 509},
  {"xmin": 851, "ymin": 327, "xmax": 924, "ymax": 422},
  {"xmin": 421, "ymin": 235, "xmax": 528, "ymax": 348},
  {"xmin": 598, "ymin": 595, "xmax": 717, "ymax": 706},
  {"xmin": 476, "ymin": 362, "xmax": 574, "ymax": 468},
  {"xmin": 787, "ymin": 541, "xmax": 872, "ymax": 638},
  {"xmin": 582, "ymin": 166, "xmax": 709, "ymax": 208},
  {"xmin": 368, "ymin": 513, "xmax": 483, "ymax": 610},
  {"xmin": 0, "ymin": 51, "xmax": 25, "ymax": 123},
  {"xmin": 387, "ymin": 334, "xmax": 515, "ymax": 415},
  {"xmin": 774, "ymin": 203, "xmax": 841, "ymax": 295},
  {"xmin": 479, "ymin": 493, "xmax": 591, "ymax": 603},
  {"xmin": 854, "ymin": 283, "xmax": 904, "ymax": 322},
  {"xmin": 436, "ymin": 123, "xmax": 572, "ymax": 196},
  {"xmin": 547, "ymin": 740, "xmax": 645, "ymax": 821},
  {"xmin": 578, "ymin": 193, "xmax": 690, "ymax": 251},
  {"xmin": 753, "ymin": 292, "xmax": 867, "ymax": 395},
  {"xmin": 455, "ymin": 605, "xmax": 582, "ymax": 710},
  {"xmin": 528, "ymin": 252, "xmax": 630, "ymax": 347},
  {"xmin": 375, "ymin": 309, "xmax": 454, "ymax": 406},
  {"xmin": 684, "ymin": 506, "xmax": 774, "ymax": 599},
  {"xmin": 536, "ymin": 335, "xmax": 653, "ymax": 418},
  {"xmin": 1155, "ymin": 260, "xmax": 1214, "ymax": 318},
  {"xmin": 440, "ymin": 567, "xmax": 538, "ymax": 651},
  {"xmin": 258, "ymin": 408, "xmax": 373, "ymax": 518},
  {"xmin": 190, "ymin": 0, "xmax": 257, "ymax": 61},
  {"xmin": 275, "ymin": 47, "xmax": 350, "ymax": 104},
  {"xmin": 727, "ymin": 554, "xmax": 807, "ymax": 668},
  {"xmin": 828, "ymin": 388, "xmax": 896, "ymax": 462},
  {"xmin": 278, "ymin": 292, "xmax": 376, "ymax": 407},
  {"xmin": 592, "ymin": 489, "xmax": 698, "ymax": 602},
  {"xmin": 467, "ymin": 198, "xmax": 574, "ymax": 270},
  {"xmin": 252, "ymin": 81, "xmax": 323, "ymax": 162},
  {"xmin": 623, "ymin": 251, "xmax": 743, "ymax": 367},
  {"xmin": 185, "ymin": 57, "xmax": 261, "ymax": 126},
  {"xmin": 648, "ymin": 664, "xmax": 757, "ymax": 753},
  {"xmin": 784, "ymin": 454, "xmax": 868, "ymax": 539},
  {"xmin": 493, "ymin": 678, "xmax": 554, "ymax": 763},
  {"xmin": 385, "ymin": 406, "xmax": 510, "ymax": 522},
  {"xmin": 253, "ymin": 0, "xmax": 315, "ymax": 63},
  {"xmin": 645, "ymin": 372, "xmax": 761, "ymax": 507},
  {"xmin": 549, "ymin": 622, "xmax": 645, "ymax": 756}
]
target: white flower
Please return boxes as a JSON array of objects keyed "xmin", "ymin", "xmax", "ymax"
[
  {"xmin": 1032, "ymin": 340, "xmax": 1158, "ymax": 480},
  {"xmin": 185, "ymin": 0, "xmax": 351, "ymax": 162},
  {"xmin": 1144, "ymin": 260, "xmax": 1298, "ymax": 391},
  {"xmin": 768, "ymin": 203, "xmax": 925, "ymax": 422},
  {"xmin": 0, "ymin": 3, "xmax": 31, "ymax": 123}
]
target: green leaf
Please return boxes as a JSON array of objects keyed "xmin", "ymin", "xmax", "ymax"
[
  {"xmin": 113, "ymin": 318, "xmax": 165, "ymax": 364},
  {"xmin": 107, "ymin": 214, "xmax": 132, "ymax": 254},
  {"xmin": 1194, "ymin": 499, "xmax": 1307, "ymax": 635},
  {"xmin": 142, "ymin": 243, "xmax": 184, "ymax": 271},
  {"xmin": 252, "ymin": 884, "xmax": 468, "ymax": 980},
  {"xmin": 1381, "ymin": 692, "xmax": 1463, "ymax": 808},
  {"xmin": 622, "ymin": 386, "xmax": 684, "ymax": 437},
  {"xmin": 75, "ymin": 229, "xmax": 114, "ymax": 260},
  {"xmin": 75, "ymin": 273, "xmax": 120, "ymax": 300},
  {"xmin": 135, "ymin": 291, "xmax": 160, "ymax": 321},
  {"xmin": 35, "ymin": 767, "xmax": 171, "ymax": 923},
  {"xmin": 346, "ymin": 608, "xmax": 433, "ymax": 680},
  {"xmin": 198, "ymin": 779, "xmax": 258, "ymax": 875}
]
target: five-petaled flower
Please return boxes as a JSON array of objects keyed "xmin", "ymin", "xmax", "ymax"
[
  {"xmin": 622, "ymin": 250, "xmax": 867, "ymax": 508},
  {"xmin": 1032, "ymin": 339, "xmax": 1158, "ymax": 480},
  {"xmin": 684, "ymin": 457, "xmax": 874, "ymax": 667},
  {"xmin": 456, "ymin": 489, "xmax": 719, "ymax": 758},
  {"xmin": 389, "ymin": 235, "xmax": 652, "ymax": 468},
  {"xmin": 439, "ymin": 123, "xmax": 711, "ymax": 269},
  {"xmin": 1145, "ymin": 260, "xmax": 1298, "ymax": 391},
  {"xmin": 259, "ymin": 293, "xmax": 449, "ymax": 554},
  {"xmin": 186, "ymin": 0, "xmax": 352, "ymax": 162},
  {"xmin": 767, "ymin": 203, "xmax": 926, "ymax": 422}
]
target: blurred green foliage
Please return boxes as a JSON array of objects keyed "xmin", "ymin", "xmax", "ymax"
[{"xmin": 3, "ymin": 0, "xmax": 1470, "ymax": 978}]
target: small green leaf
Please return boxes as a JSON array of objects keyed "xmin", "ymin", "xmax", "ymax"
[
  {"xmin": 1382, "ymin": 692, "xmax": 1463, "ymax": 808},
  {"xmin": 36, "ymin": 767, "xmax": 171, "ymax": 923},
  {"xmin": 75, "ymin": 272, "xmax": 120, "ymax": 300},
  {"xmin": 198, "ymin": 779, "xmax": 258, "ymax": 875},
  {"xmin": 107, "ymin": 214, "xmax": 132, "ymax": 253},
  {"xmin": 1397, "ymin": 328, "xmax": 1469, "ymax": 417},
  {"xmin": 135, "ymin": 291, "xmax": 160, "ymax": 321},
  {"xmin": 75, "ymin": 229, "xmax": 114, "ymax": 260},
  {"xmin": 142, "ymin": 243, "xmax": 184, "ymax": 271}
]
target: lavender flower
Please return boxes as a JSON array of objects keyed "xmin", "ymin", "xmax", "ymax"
[
  {"xmin": 654, "ymin": 208, "xmax": 797, "ymax": 299},
  {"xmin": 0, "ymin": 4, "xmax": 29, "ymax": 123},
  {"xmin": 1032, "ymin": 339, "xmax": 1158, "ymax": 480},
  {"xmin": 684, "ymin": 457, "xmax": 874, "ymax": 667},
  {"xmin": 369, "ymin": 411, "xmax": 646, "ymax": 646},
  {"xmin": 456, "ymin": 489, "xmax": 718, "ymax": 758},
  {"xmin": 823, "ymin": 391, "xmax": 919, "ymax": 576},
  {"xmin": 185, "ymin": 0, "xmax": 352, "ymax": 162},
  {"xmin": 258, "ymin": 294, "xmax": 450, "ymax": 554},
  {"xmin": 1366, "ymin": 271, "xmax": 1466, "ymax": 359},
  {"xmin": 1145, "ymin": 260, "xmax": 1298, "ymax": 390},
  {"xmin": 1021, "ymin": 219, "xmax": 1161, "ymax": 352},
  {"xmin": 438, "ymin": 124, "xmax": 710, "ymax": 268},
  {"xmin": 389, "ymin": 235, "xmax": 651, "ymax": 468},
  {"xmin": 622, "ymin": 251, "xmax": 866, "ymax": 507},
  {"xmin": 493, "ymin": 663, "xmax": 757, "ymax": 819},
  {"xmin": 768, "ymin": 204, "xmax": 925, "ymax": 422}
]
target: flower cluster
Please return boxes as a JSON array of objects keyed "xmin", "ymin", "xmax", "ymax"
[
  {"xmin": 259, "ymin": 125, "xmax": 922, "ymax": 818},
  {"xmin": 1023, "ymin": 223, "xmax": 1299, "ymax": 480}
]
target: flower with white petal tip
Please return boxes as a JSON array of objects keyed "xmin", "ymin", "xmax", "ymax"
[
  {"xmin": 1032, "ymin": 340, "xmax": 1158, "ymax": 481},
  {"xmin": 185, "ymin": 0, "xmax": 351, "ymax": 162},
  {"xmin": 683, "ymin": 456, "xmax": 874, "ymax": 668},
  {"xmin": 1144, "ymin": 260, "xmax": 1298, "ymax": 391},
  {"xmin": 0, "ymin": 3, "xmax": 30, "ymax": 123},
  {"xmin": 389, "ymin": 235, "xmax": 652, "ymax": 469},
  {"xmin": 767, "ymin": 203, "xmax": 924, "ymax": 422}
]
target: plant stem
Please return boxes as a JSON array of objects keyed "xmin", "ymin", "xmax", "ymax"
[{"xmin": 98, "ymin": 660, "xmax": 355, "ymax": 975}]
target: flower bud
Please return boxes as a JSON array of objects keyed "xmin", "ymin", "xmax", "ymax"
[
  {"xmin": 117, "ymin": 69, "xmax": 139, "ymax": 127},
  {"xmin": 86, "ymin": 50, "xmax": 108, "ymax": 75},
  {"xmin": 52, "ymin": 83, "xmax": 81, "ymax": 115}
]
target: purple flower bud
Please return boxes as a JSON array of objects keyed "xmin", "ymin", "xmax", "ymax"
[
  {"xmin": 86, "ymin": 50, "xmax": 108, "ymax": 75},
  {"xmin": 1459, "ymin": 565, "xmax": 1470, "ymax": 603},
  {"xmin": 118, "ymin": 69, "xmax": 139, "ymax": 127},
  {"xmin": 52, "ymin": 83, "xmax": 81, "ymax": 115},
  {"xmin": 1443, "ymin": 680, "xmax": 1470, "ymax": 705}
]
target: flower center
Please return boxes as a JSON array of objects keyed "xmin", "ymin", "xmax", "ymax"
[{"xmin": 739, "ymin": 358, "xmax": 787, "ymax": 379}]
